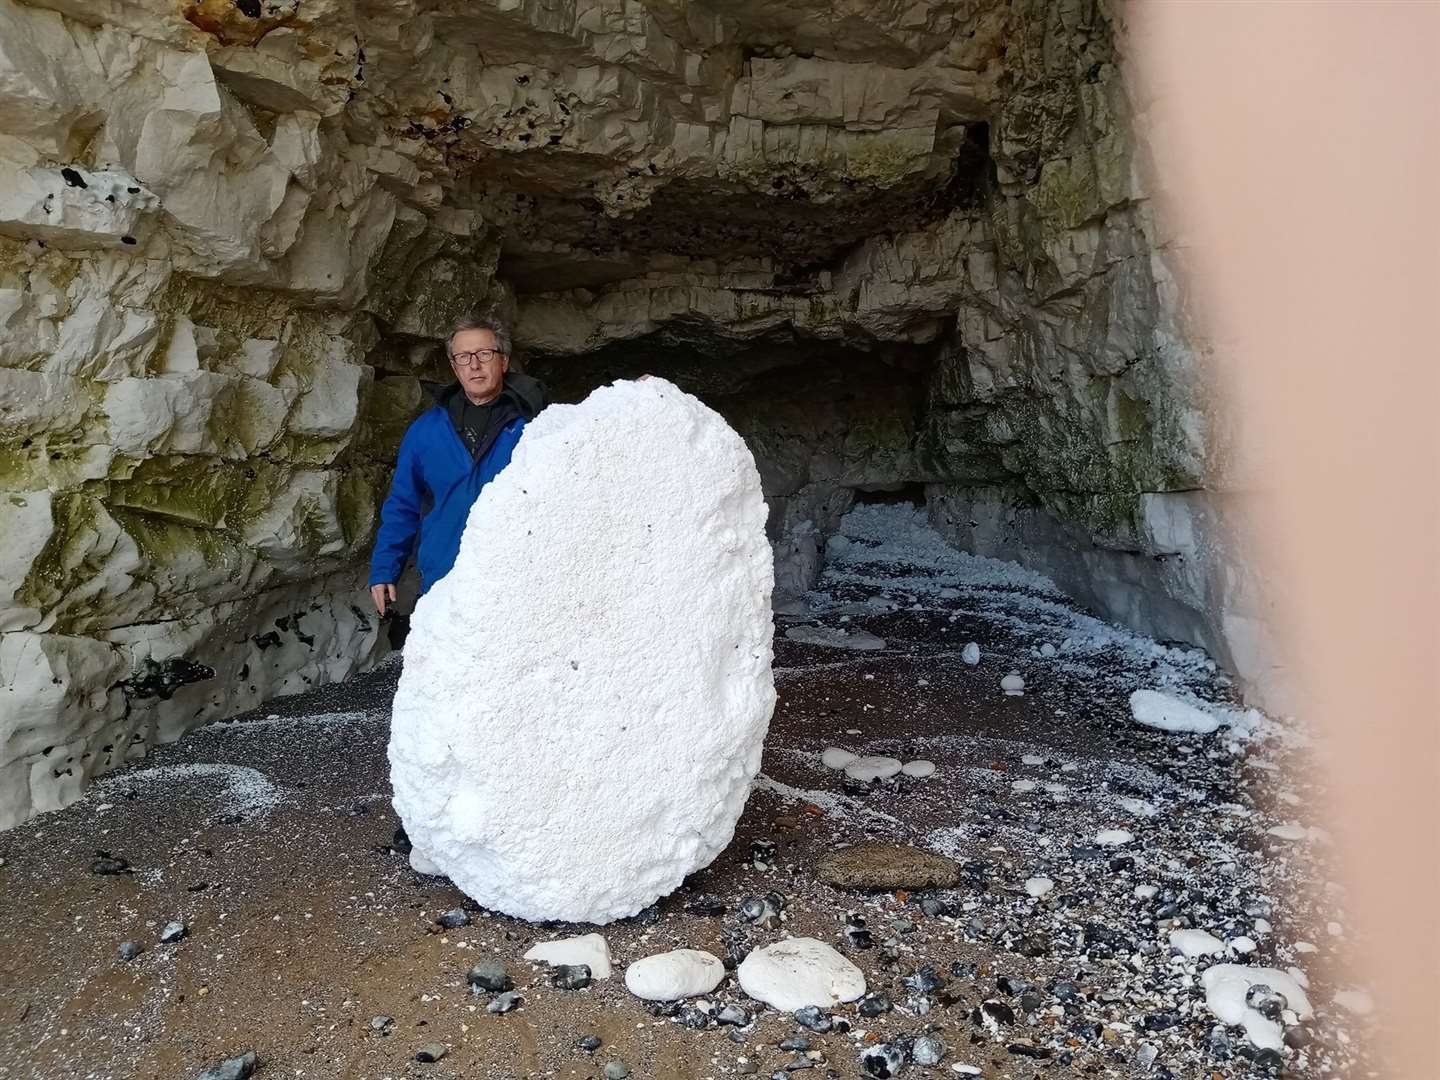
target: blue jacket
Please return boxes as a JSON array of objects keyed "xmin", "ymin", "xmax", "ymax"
[{"xmin": 369, "ymin": 376, "xmax": 546, "ymax": 593}]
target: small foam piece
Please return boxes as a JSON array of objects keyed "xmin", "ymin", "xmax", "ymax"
[
  {"xmin": 524, "ymin": 933, "xmax": 612, "ymax": 979},
  {"xmin": 736, "ymin": 937, "xmax": 866, "ymax": 1011},
  {"xmin": 1117, "ymin": 797, "xmax": 1158, "ymax": 817},
  {"xmin": 901, "ymin": 760, "xmax": 936, "ymax": 778},
  {"xmin": 1333, "ymin": 988, "xmax": 1374, "ymax": 1016},
  {"xmin": 1134, "ymin": 884, "xmax": 1158, "ymax": 899},
  {"xmin": 1021, "ymin": 753, "xmax": 1045, "ymax": 766},
  {"xmin": 1230, "ymin": 936, "xmax": 1258, "ymax": 955},
  {"xmin": 1039, "ymin": 643, "xmax": 1056, "ymax": 657},
  {"xmin": 1000, "ymin": 673, "xmax": 1025, "ymax": 693},
  {"xmin": 389, "ymin": 379, "xmax": 775, "ymax": 923},
  {"xmin": 961, "ymin": 642, "xmax": 981, "ymax": 665},
  {"xmin": 1170, "ymin": 929, "xmax": 1226, "ymax": 958},
  {"xmin": 1095, "ymin": 828, "xmax": 1133, "ymax": 847},
  {"xmin": 821, "ymin": 747, "xmax": 857, "ymax": 770},
  {"xmin": 1128, "ymin": 689, "xmax": 1219, "ymax": 734},
  {"xmin": 1267, "ymin": 823, "xmax": 1307, "ymax": 841},
  {"xmin": 624, "ymin": 949, "xmax": 724, "ymax": 1000},
  {"xmin": 1202, "ymin": 964, "xmax": 1313, "ymax": 1051},
  {"xmin": 785, "ymin": 625, "xmax": 886, "ymax": 650},
  {"xmin": 1011, "ymin": 779, "xmax": 1037, "ymax": 793},
  {"xmin": 1024, "ymin": 877, "xmax": 1053, "ymax": 898},
  {"xmin": 844, "ymin": 756, "xmax": 903, "ymax": 782}
]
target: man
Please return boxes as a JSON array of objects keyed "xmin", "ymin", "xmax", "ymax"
[{"xmin": 368, "ymin": 315, "xmax": 548, "ymax": 615}]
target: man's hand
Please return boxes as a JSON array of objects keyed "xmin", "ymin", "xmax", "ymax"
[{"xmin": 371, "ymin": 583, "xmax": 397, "ymax": 616}]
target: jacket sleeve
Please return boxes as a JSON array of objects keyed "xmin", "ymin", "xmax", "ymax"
[{"xmin": 369, "ymin": 421, "xmax": 427, "ymax": 586}]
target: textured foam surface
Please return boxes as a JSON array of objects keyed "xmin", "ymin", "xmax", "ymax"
[{"xmin": 389, "ymin": 378, "xmax": 775, "ymax": 924}]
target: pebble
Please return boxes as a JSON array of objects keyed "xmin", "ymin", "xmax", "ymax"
[
  {"xmin": 194, "ymin": 1051, "xmax": 258, "ymax": 1080},
  {"xmin": 716, "ymin": 1004, "xmax": 750, "ymax": 1026},
  {"xmin": 860, "ymin": 1043, "xmax": 906, "ymax": 1078},
  {"xmin": 901, "ymin": 759, "xmax": 936, "ymax": 778},
  {"xmin": 602, "ymin": 1061, "xmax": 631, "ymax": 1080},
  {"xmin": 857, "ymin": 992, "xmax": 891, "ymax": 1017},
  {"xmin": 90, "ymin": 853, "xmax": 131, "ymax": 875},
  {"xmin": 821, "ymin": 747, "xmax": 857, "ymax": 769},
  {"xmin": 843, "ymin": 755, "xmax": 904, "ymax": 782},
  {"xmin": 1000, "ymin": 673, "xmax": 1025, "ymax": 693},
  {"xmin": 414, "ymin": 1043, "xmax": 448, "ymax": 1063},
  {"xmin": 551, "ymin": 964, "xmax": 592, "ymax": 990},
  {"xmin": 159, "ymin": 920, "xmax": 187, "ymax": 944},
  {"xmin": 368, "ymin": 1015, "xmax": 393, "ymax": 1034},
  {"xmin": 576, "ymin": 1034, "xmax": 602, "ymax": 1051},
  {"xmin": 962, "ymin": 642, "xmax": 980, "ymax": 665},
  {"xmin": 466, "ymin": 958, "xmax": 512, "ymax": 992},
  {"xmin": 1039, "ymin": 642, "xmax": 1056, "ymax": 657},
  {"xmin": 913, "ymin": 1034, "xmax": 947, "ymax": 1066},
  {"xmin": 1011, "ymin": 780, "xmax": 1037, "ymax": 793},
  {"xmin": 487, "ymin": 991, "xmax": 522, "ymax": 1014},
  {"xmin": 793, "ymin": 1006, "xmax": 832, "ymax": 1032},
  {"xmin": 1094, "ymin": 829, "xmax": 1133, "ymax": 847},
  {"xmin": 1021, "ymin": 753, "xmax": 1046, "ymax": 766},
  {"xmin": 778, "ymin": 1035, "xmax": 810, "ymax": 1051},
  {"xmin": 117, "ymin": 941, "xmax": 142, "ymax": 961},
  {"xmin": 434, "ymin": 907, "xmax": 469, "ymax": 929}
]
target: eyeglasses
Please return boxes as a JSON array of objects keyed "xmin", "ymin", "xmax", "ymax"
[{"xmin": 452, "ymin": 349, "xmax": 506, "ymax": 367}]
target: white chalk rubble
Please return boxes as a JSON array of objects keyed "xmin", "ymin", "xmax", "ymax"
[
  {"xmin": 1129, "ymin": 689, "xmax": 1219, "ymax": 734},
  {"xmin": 624, "ymin": 949, "xmax": 724, "ymax": 1000},
  {"xmin": 524, "ymin": 933, "xmax": 612, "ymax": 979},
  {"xmin": 1201, "ymin": 964, "xmax": 1313, "ymax": 1051},
  {"xmin": 736, "ymin": 937, "xmax": 866, "ymax": 1011}
]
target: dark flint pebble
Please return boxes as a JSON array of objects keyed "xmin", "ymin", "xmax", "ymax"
[
  {"xmin": 858, "ymin": 992, "xmax": 892, "ymax": 1017},
  {"xmin": 902, "ymin": 966, "xmax": 945, "ymax": 993},
  {"xmin": 91, "ymin": 853, "xmax": 130, "ymax": 875},
  {"xmin": 678, "ymin": 1006, "xmax": 711, "ymax": 1029},
  {"xmin": 117, "ymin": 941, "xmax": 142, "ymax": 961},
  {"xmin": 1005, "ymin": 1041, "xmax": 1051, "ymax": 1059},
  {"xmin": 434, "ymin": 907, "xmax": 469, "ymax": 929},
  {"xmin": 415, "ymin": 1043, "xmax": 448, "ymax": 1063},
  {"xmin": 793, "ymin": 1006, "xmax": 832, "ymax": 1032},
  {"xmin": 778, "ymin": 1035, "xmax": 809, "ymax": 1051},
  {"xmin": 576, "ymin": 1034, "xmax": 602, "ymax": 1051},
  {"xmin": 466, "ymin": 959, "xmax": 512, "ymax": 992},
  {"xmin": 160, "ymin": 921, "xmax": 187, "ymax": 944},
  {"xmin": 487, "ymin": 991, "xmax": 521, "ymax": 1014},
  {"xmin": 716, "ymin": 1005, "xmax": 750, "ymax": 1026},
  {"xmin": 859, "ymin": 1043, "xmax": 906, "ymax": 1078},
  {"xmin": 551, "ymin": 964, "xmax": 592, "ymax": 989},
  {"xmin": 194, "ymin": 1050, "xmax": 258, "ymax": 1080}
]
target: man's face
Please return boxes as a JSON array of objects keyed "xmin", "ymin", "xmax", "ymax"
[{"xmin": 450, "ymin": 328, "xmax": 509, "ymax": 401}]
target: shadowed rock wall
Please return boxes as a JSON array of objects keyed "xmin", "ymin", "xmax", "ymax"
[{"xmin": 0, "ymin": 0, "xmax": 1276, "ymax": 827}]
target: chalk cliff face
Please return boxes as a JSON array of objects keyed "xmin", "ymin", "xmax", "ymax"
[{"xmin": 0, "ymin": 0, "xmax": 1275, "ymax": 827}]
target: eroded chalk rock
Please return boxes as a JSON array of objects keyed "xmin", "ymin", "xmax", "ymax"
[{"xmin": 390, "ymin": 379, "xmax": 774, "ymax": 923}]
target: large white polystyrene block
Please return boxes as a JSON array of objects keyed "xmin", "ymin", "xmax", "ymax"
[{"xmin": 389, "ymin": 378, "xmax": 775, "ymax": 924}]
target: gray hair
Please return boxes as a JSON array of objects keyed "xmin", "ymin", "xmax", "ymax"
[{"xmin": 445, "ymin": 314, "xmax": 512, "ymax": 358}]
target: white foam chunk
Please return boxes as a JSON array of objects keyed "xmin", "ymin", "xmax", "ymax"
[
  {"xmin": 524, "ymin": 933, "xmax": 613, "ymax": 979},
  {"xmin": 961, "ymin": 642, "xmax": 981, "ymax": 665},
  {"xmin": 844, "ymin": 755, "xmax": 903, "ymax": 781},
  {"xmin": 1170, "ymin": 929, "xmax": 1226, "ymax": 958},
  {"xmin": 1024, "ymin": 876, "xmax": 1054, "ymax": 898},
  {"xmin": 901, "ymin": 759, "xmax": 936, "ymax": 778},
  {"xmin": 1021, "ymin": 753, "xmax": 1045, "ymax": 766},
  {"xmin": 1011, "ymin": 779, "xmax": 1037, "ymax": 793},
  {"xmin": 1095, "ymin": 828, "xmax": 1133, "ymax": 847},
  {"xmin": 736, "ymin": 937, "xmax": 866, "ymax": 1011},
  {"xmin": 624, "ymin": 949, "xmax": 724, "ymax": 1000},
  {"xmin": 389, "ymin": 379, "xmax": 775, "ymax": 924},
  {"xmin": 821, "ymin": 747, "xmax": 857, "ymax": 770},
  {"xmin": 1202, "ymin": 964, "xmax": 1313, "ymax": 1051},
  {"xmin": 785, "ymin": 625, "xmax": 885, "ymax": 650},
  {"xmin": 1129, "ymin": 689, "xmax": 1219, "ymax": 733}
]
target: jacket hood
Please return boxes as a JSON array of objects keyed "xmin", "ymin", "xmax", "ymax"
[{"xmin": 427, "ymin": 372, "xmax": 548, "ymax": 419}]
